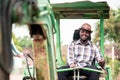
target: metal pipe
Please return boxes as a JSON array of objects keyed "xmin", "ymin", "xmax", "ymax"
[{"xmin": 57, "ymin": 67, "xmax": 104, "ymax": 73}]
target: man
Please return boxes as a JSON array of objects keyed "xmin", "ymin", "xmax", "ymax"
[{"xmin": 58, "ymin": 23, "xmax": 105, "ymax": 80}]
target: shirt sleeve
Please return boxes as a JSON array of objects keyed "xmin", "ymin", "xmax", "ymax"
[
  {"xmin": 94, "ymin": 45, "xmax": 104, "ymax": 62},
  {"xmin": 67, "ymin": 42, "xmax": 75, "ymax": 66}
]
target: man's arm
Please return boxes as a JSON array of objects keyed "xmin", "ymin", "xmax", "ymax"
[
  {"xmin": 67, "ymin": 43, "xmax": 76, "ymax": 68},
  {"xmin": 94, "ymin": 46, "xmax": 105, "ymax": 68}
]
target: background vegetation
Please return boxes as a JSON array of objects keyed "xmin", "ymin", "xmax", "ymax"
[{"xmin": 93, "ymin": 8, "xmax": 120, "ymax": 79}]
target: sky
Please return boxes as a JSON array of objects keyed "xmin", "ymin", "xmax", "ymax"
[{"xmin": 13, "ymin": 0, "xmax": 120, "ymax": 45}]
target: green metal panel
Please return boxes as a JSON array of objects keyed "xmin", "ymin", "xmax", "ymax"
[
  {"xmin": 51, "ymin": 1, "xmax": 110, "ymax": 19},
  {"xmin": 55, "ymin": 18, "xmax": 65, "ymax": 67}
]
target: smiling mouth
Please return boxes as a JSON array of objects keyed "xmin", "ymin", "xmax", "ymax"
[
  {"xmin": 82, "ymin": 35, "xmax": 87, "ymax": 38},
  {"xmin": 81, "ymin": 35, "xmax": 88, "ymax": 39}
]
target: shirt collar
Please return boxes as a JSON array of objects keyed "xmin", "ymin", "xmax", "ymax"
[{"xmin": 76, "ymin": 39, "xmax": 93, "ymax": 46}]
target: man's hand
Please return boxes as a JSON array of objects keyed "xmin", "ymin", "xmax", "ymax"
[
  {"xmin": 70, "ymin": 63, "xmax": 76, "ymax": 68},
  {"xmin": 98, "ymin": 59, "xmax": 105, "ymax": 68}
]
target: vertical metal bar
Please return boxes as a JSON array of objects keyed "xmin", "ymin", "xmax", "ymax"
[
  {"xmin": 74, "ymin": 70, "xmax": 76, "ymax": 80},
  {"xmin": 77, "ymin": 70, "xmax": 79, "ymax": 80},
  {"xmin": 105, "ymin": 67, "xmax": 112, "ymax": 80},
  {"xmin": 55, "ymin": 18, "xmax": 65, "ymax": 67},
  {"xmin": 47, "ymin": 25, "xmax": 57, "ymax": 80},
  {"xmin": 100, "ymin": 12, "xmax": 104, "ymax": 57}
]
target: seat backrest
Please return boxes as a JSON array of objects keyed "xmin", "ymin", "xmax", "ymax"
[{"xmin": 73, "ymin": 29, "xmax": 80, "ymax": 41}]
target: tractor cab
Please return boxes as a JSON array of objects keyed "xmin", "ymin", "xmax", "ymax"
[{"xmin": 51, "ymin": 1, "xmax": 111, "ymax": 80}]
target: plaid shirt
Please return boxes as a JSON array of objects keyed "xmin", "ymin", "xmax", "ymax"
[{"xmin": 67, "ymin": 39, "xmax": 103, "ymax": 68}]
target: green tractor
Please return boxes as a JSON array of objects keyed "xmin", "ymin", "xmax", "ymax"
[{"xmin": 0, "ymin": 0, "xmax": 111, "ymax": 80}]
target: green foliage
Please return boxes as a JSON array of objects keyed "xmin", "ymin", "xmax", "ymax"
[
  {"xmin": 12, "ymin": 33, "xmax": 23, "ymax": 51},
  {"xmin": 114, "ymin": 60, "xmax": 120, "ymax": 79},
  {"xmin": 17, "ymin": 36, "xmax": 32, "ymax": 49},
  {"xmin": 93, "ymin": 8, "xmax": 120, "ymax": 43},
  {"xmin": 93, "ymin": 8, "xmax": 120, "ymax": 60},
  {"xmin": 105, "ymin": 56, "xmax": 120, "ymax": 79},
  {"xmin": 93, "ymin": 8, "xmax": 120, "ymax": 79},
  {"xmin": 12, "ymin": 33, "xmax": 32, "ymax": 51}
]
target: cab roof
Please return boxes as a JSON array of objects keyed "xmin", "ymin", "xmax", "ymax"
[{"xmin": 51, "ymin": 1, "xmax": 110, "ymax": 19}]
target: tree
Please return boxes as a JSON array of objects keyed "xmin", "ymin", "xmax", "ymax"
[
  {"xmin": 12, "ymin": 33, "xmax": 23, "ymax": 51},
  {"xmin": 93, "ymin": 8, "xmax": 120, "ymax": 79},
  {"xmin": 93, "ymin": 8, "xmax": 120, "ymax": 60},
  {"xmin": 17, "ymin": 36, "xmax": 32, "ymax": 48},
  {"xmin": 12, "ymin": 24, "xmax": 32, "ymax": 51}
]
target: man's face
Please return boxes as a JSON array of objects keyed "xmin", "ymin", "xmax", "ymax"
[{"xmin": 79, "ymin": 24, "xmax": 91, "ymax": 41}]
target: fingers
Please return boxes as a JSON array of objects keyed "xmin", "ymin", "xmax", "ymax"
[
  {"xmin": 98, "ymin": 59, "xmax": 105, "ymax": 68},
  {"xmin": 70, "ymin": 63, "xmax": 76, "ymax": 68}
]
